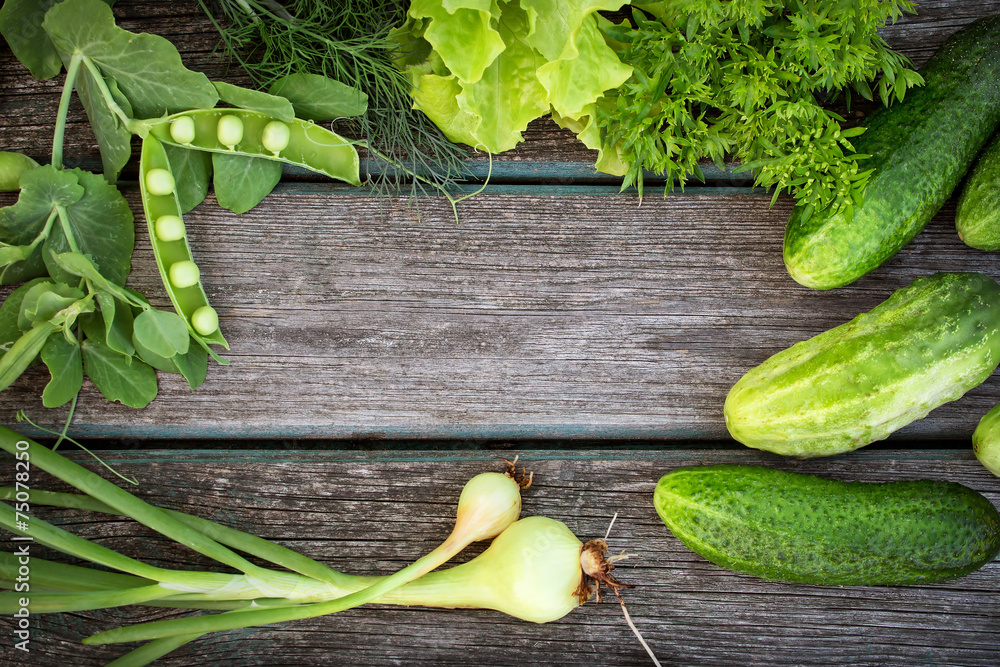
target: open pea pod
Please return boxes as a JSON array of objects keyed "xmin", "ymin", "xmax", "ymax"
[
  {"xmin": 146, "ymin": 109, "xmax": 361, "ymax": 186},
  {"xmin": 138, "ymin": 135, "xmax": 228, "ymax": 352}
]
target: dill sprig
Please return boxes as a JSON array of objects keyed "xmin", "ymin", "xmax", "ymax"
[
  {"xmin": 196, "ymin": 0, "xmax": 473, "ymax": 196},
  {"xmin": 598, "ymin": 0, "xmax": 923, "ymax": 215}
]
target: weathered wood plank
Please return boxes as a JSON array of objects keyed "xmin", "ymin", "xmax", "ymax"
[
  {"xmin": 2, "ymin": 0, "xmax": 1000, "ymax": 178},
  {"xmin": 2, "ymin": 186, "xmax": 999, "ymax": 440},
  {"xmin": 2, "ymin": 448, "xmax": 997, "ymax": 666}
]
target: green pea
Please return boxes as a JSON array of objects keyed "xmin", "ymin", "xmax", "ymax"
[
  {"xmin": 168, "ymin": 260, "xmax": 200, "ymax": 288},
  {"xmin": 169, "ymin": 116, "xmax": 197, "ymax": 145},
  {"xmin": 144, "ymin": 168, "xmax": 175, "ymax": 196},
  {"xmin": 191, "ymin": 305, "xmax": 220, "ymax": 336},
  {"xmin": 154, "ymin": 215, "xmax": 185, "ymax": 242},
  {"xmin": 262, "ymin": 121, "xmax": 291, "ymax": 155},
  {"xmin": 217, "ymin": 114, "xmax": 244, "ymax": 149}
]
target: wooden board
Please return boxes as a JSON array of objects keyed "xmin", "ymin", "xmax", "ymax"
[
  {"xmin": 2, "ymin": 449, "xmax": 998, "ymax": 666},
  {"xmin": 1, "ymin": 187, "xmax": 999, "ymax": 440}
]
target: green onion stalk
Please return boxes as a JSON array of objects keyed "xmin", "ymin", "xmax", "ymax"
[{"xmin": 0, "ymin": 428, "xmax": 640, "ymax": 666}]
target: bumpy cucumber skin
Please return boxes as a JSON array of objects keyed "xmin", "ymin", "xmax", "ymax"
[
  {"xmin": 725, "ymin": 273, "xmax": 1000, "ymax": 457},
  {"xmin": 972, "ymin": 403, "xmax": 1000, "ymax": 476},
  {"xmin": 956, "ymin": 133, "xmax": 1000, "ymax": 250},
  {"xmin": 654, "ymin": 465, "xmax": 1000, "ymax": 586},
  {"xmin": 784, "ymin": 16, "xmax": 1000, "ymax": 290}
]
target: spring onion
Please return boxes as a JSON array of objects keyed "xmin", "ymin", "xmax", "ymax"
[{"xmin": 0, "ymin": 429, "xmax": 651, "ymax": 665}]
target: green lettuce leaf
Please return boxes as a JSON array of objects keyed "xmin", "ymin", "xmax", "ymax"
[
  {"xmin": 455, "ymin": 2, "xmax": 549, "ymax": 152},
  {"xmin": 408, "ymin": 0, "xmax": 505, "ymax": 84},
  {"xmin": 536, "ymin": 14, "xmax": 632, "ymax": 119},
  {"xmin": 399, "ymin": 0, "xmax": 632, "ymax": 154}
]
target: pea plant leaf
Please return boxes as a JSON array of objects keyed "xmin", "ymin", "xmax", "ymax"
[
  {"xmin": 172, "ymin": 341, "xmax": 208, "ymax": 390},
  {"xmin": 42, "ymin": 0, "xmax": 219, "ymax": 118},
  {"xmin": 50, "ymin": 251, "xmax": 133, "ymax": 306},
  {"xmin": 0, "ymin": 0, "xmax": 115, "ymax": 80},
  {"xmin": 164, "ymin": 144, "xmax": 212, "ymax": 214},
  {"xmin": 0, "ymin": 166, "xmax": 133, "ymax": 286},
  {"xmin": 132, "ymin": 332, "xmax": 179, "ymax": 374},
  {"xmin": 40, "ymin": 334, "xmax": 83, "ymax": 408},
  {"xmin": 50, "ymin": 252, "xmax": 143, "ymax": 359},
  {"xmin": 214, "ymin": 81, "xmax": 295, "ymax": 122},
  {"xmin": 0, "ymin": 165, "xmax": 83, "ymax": 247},
  {"xmin": 95, "ymin": 291, "xmax": 135, "ymax": 358},
  {"xmin": 133, "ymin": 309, "xmax": 190, "ymax": 359},
  {"xmin": 213, "ymin": 153, "xmax": 282, "ymax": 215},
  {"xmin": 44, "ymin": 168, "xmax": 134, "ymax": 286},
  {"xmin": 82, "ymin": 338, "xmax": 157, "ymax": 409},
  {"xmin": 16, "ymin": 282, "xmax": 72, "ymax": 332},
  {"xmin": 71, "ymin": 60, "xmax": 133, "ymax": 182},
  {"xmin": 23, "ymin": 289, "xmax": 84, "ymax": 328},
  {"xmin": 269, "ymin": 73, "xmax": 368, "ymax": 121}
]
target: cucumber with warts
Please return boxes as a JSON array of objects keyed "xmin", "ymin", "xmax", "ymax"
[
  {"xmin": 783, "ymin": 16, "xmax": 1000, "ymax": 290},
  {"xmin": 654, "ymin": 465, "xmax": 1000, "ymax": 586},
  {"xmin": 973, "ymin": 403, "xmax": 1000, "ymax": 476},
  {"xmin": 956, "ymin": 132, "xmax": 1000, "ymax": 250},
  {"xmin": 725, "ymin": 272, "xmax": 1000, "ymax": 457}
]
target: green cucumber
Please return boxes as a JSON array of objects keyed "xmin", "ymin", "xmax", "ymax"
[
  {"xmin": 972, "ymin": 403, "xmax": 1000, "ymax": 476},
  {"xmin": 725, "ymin": 272, "xmax": 1000, "ymax": 457},
  {"xmin": 956, "ymin": 132, "xmax": 1000, "ymax": 250},
  {"xmin": 783, "ymin": 16, "xmax": 1000, "ymax": 290},
  {"xmin": 654, "ymin": 465, "xmax": 1000, "ymax": 586}
]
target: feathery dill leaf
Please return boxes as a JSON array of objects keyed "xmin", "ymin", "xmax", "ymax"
[
  {"xmin": 597, "ymin": 0, "xmax": 923, "ymax": 214},
  {"xmin": 197, "ymin": 0, "xmax": 472, "ymax": 197}
]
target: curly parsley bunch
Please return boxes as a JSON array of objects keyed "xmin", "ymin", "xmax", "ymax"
[{"xmin": 597, "ymin": 0, "xmax": 923, "ymax": 216}]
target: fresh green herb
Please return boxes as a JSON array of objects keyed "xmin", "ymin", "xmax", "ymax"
[
  {"xmin": 596, "ymin": 0, "xmax": 924, "ymax": 210},
  {"xmin": 197, "ymin": 0, "xmax": 475, "ymax": 197}
]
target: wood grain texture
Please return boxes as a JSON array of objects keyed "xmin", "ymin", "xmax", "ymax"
[
  {"xmin": 1, "ymin": 449, "xmax": 997, "ymax": 666},
  {"xmin": 1, "ymin": 186, "xmax": 999, "ymax": 440}
]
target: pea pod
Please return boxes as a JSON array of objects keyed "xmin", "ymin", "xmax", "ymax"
[
  {"xmin": 0, "ymin": 322, "xmax": 60, "ymax": 393},
  {"xmin": 138, "ymin": 135, "xmax": 228, "ymax": 351},
  {"xmin": 147, "ymin": 109, "xmax": 361, "ymax": 186}
]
